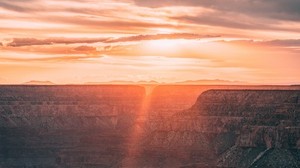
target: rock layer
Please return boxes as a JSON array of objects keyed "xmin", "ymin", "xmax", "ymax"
[
  {"xmin": 1, "ymin": 86, "xmax": 300, "ymax": 167},
  {"xmin": 143, "ymin": 90, "xmax": 300, "ymax": 168},
  {"xmin": 0, "ymin": 85, "xmax": 145, "ymax": 168}
]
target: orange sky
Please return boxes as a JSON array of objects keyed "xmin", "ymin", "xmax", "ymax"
[{"xmin": 0, "ymin": 0, "xmax": 299, "ymax": 84}]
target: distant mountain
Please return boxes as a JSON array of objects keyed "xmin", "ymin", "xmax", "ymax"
[
  {"xmin": 85, "ymin": 79, "xmax": 248, "ymax": 85},
  {"xmin": 23, "ymin": 80, "xmax": 55, "ymax": 85},
  {"xmin": 136, "ymin": 80, "xmax": 159, "ymax": 84},
  {"xmin": 176, "ymin": 79, "xmax": 248, "ymax": 85},
  {"xmin": 85, "ymin": 80, "xmax": 160, "ymax": 85}
]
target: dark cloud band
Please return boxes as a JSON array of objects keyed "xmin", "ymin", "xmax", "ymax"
[{"xmin": 134, "ymin": 0, "xmax": 300, "ymax": 21}]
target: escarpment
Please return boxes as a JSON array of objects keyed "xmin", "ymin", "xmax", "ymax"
[{"xmin": 142, "ymin": 90, "xmax": 300, "ymax": 168}]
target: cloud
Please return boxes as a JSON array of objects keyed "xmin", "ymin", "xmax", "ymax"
[
  {"xmin": 0, "ymin": 0, "xmax": 181, "ymax": 34},
  {"xmin": 171, "ymin": 14, "xmax": 300, "ymax": 33},
  {"xmin": 0, "ymin": 55, "xmax": 101, "ymax": 63},
  {"xmin": 107, "ymin": 33, "xmax": 219, "ymax": 42},
  {"xmin": 222, "ymin": 39, "xmax": 300, "ymax": 47},
  {"xmin": 7, "ymin": 37, "xmax": 109, "ymax": 47},
  {"xmin": 48, "ymin": 17, "xmax": 177, "ymax": 32},
  {"xmin": 134, "ymin": 0, "xmax": 300, "ymax": 21},
  {"xmin": 74, "ymin": 45, "xmax": 97, "ymax": 52},
  {"xmin": 0, "ymin": 0, "xmax": 39, "ymax": 12},
  {"xmin": 261, "ymin": 39, "xmax": 300, "ymax": 46},
  {"xmin": 132, "ymin": 0, "xmax": 300, "ymax": 33},
  {"xmin": 2, "ymin": 0, "xmax": 298, "ymax": 38},
  {"xmin": 6, "ymin": 33, "xmax": 219, "ymax": 47},
  {"xmin": 171, "ymin": 15, "xmax": 268, "ymax": 31},
  {"xmin": 0, "ymin": 44, "xmax": 102, "ymax": 62},
  {"xmin": 218, "ymin": 39, "xmax": 300, "ymax": 53},
  {"xmin": 1, "ymin": 45, "xmax": 102, "ymax": 56}
]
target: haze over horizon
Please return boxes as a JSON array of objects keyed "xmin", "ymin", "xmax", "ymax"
[
  {"xmin": 0, "ymin": 0, "xmax": 299, "ymax": 84},
  {"xmin": 16, "ymin": 79, "xmax": 300, "ymax": 85}
]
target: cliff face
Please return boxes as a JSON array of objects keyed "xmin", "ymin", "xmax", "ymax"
[
  {"xmin": 1, "ymin": 86, "xmax": 300, "ymax": 168},
  {"xmin": 0, "ymin": 85, "xmax": 146, "ymax": 130},
  {"xmin": 148, "ymin": 85, "xmax": 300, "ymax": 118},
  {"xmin": 0, "ymin": 85, "xmax": 146, "ymax": 168},
  {"xmin": 143, "ymin": 90, "xmax": 300, "ymax": 168}
]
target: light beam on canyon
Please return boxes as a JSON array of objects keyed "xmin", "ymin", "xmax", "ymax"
[{"xmin": 121, "ymin": 85, "xmax": 155, "ymax": 167}]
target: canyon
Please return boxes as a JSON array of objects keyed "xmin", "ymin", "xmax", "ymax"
[{"xmin": 0, "ymin": 85, "xmax": 300, "ymax": 168}]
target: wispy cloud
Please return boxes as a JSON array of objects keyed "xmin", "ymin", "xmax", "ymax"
[
  {"xmin": 134, "ymin": 0, "xmax": 300, "ymax": 34},
  {"xmin": 107, "ymin": 33, "xmax": 219, "ymax": 42},
  {"xmin": 0, "ymin": 55, "xmax": 101, "ymax": 63},
  {"xmin": 1, "ymin": 45, "xmax": 102, "ymax": 57},
  {"xmin": 219, "ymin": 39, "xmax": 300, "ymax": 51},
  {"xmin": 134, "ymin": 0, "xmax": 300, "ymax": 21},
  {"xmin": 6, "ymin": 37, "xmax": 109, "ymax": 47},
  {"xmin": 5, "ymin": 33, "xmax": 219, "ymax": 47},
  {"xmin": 260, "ymin": 39, "xmax": 300, "ymax": 46},
  {"xmin": 0, "ymin": 0, "xmax": 38, "ymax": 12}
]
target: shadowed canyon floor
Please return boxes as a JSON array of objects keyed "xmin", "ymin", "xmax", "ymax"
[{"xmin": 0, "ymin": 85, "xmax": 300, "ymax": 168}]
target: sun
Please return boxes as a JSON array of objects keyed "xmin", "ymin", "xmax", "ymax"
[{"xmin": 141, "ymin": 39, "xmax": 187, "ymax": 54}]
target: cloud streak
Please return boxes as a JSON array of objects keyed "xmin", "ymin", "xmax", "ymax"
[
  {"xmin": 261, "ymin": 39, "xmax": 300, "ymax": 46},
  {"xmin": 221, "ymin": 39, "xmax": 300, "ymax": 48},
  {"xmin": 134, "ymin": 0, "xmax": 300, "ymax": 21},
  {"xmin": 1, "ymin": 45, "xmax": 102, "ymax": 56},
  {"xmin": 7, "ymin": 37, "xmax": 109, "ymax": 47},
  {"xmin": 6, "ymin": 33, "xmax": 219, "ymax": 47},
  {"xmin": 0, "ymin": 55, "xmax": 101, "ymax": 63},
  {"xmin": 0, "ymin": 0, "xmax": 37, "ymax": 12}
]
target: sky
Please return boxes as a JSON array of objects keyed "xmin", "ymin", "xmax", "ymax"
[{"xmin": 0, "ymin": 0, "xmax": 299, "ymax": 84}]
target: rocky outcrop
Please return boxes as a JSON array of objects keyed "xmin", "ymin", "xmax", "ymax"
[
  {"xmin": 148, "ymin": 85, "xmax": 300, "ymax": 118},
  {"xmin": 142, "ymin": 90, "xmax": 300, "ymax": 168}
]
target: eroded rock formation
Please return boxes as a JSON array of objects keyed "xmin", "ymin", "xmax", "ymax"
[
  {"xmin": 142, "ymin": 90, "xmax": 300, "ymax": 168},
  {"xmin": 0, "ymin": 85, "xmax": 145, "ymax": 168},
  {"xmin": 1, "ymin": 85, "xmax": 300, "ymax": 168}
]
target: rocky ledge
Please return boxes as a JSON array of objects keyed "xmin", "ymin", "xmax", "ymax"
[{"xmin": 143, "ymin": 90, "xmax": 300, "ymax": 168}]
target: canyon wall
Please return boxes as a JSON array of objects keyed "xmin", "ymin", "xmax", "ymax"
[
  {"xmin": 1, "ymin": 85, "xmax": 300, "ymax": 167},
  {"xmin": 142, "ymin": 90, "xmax": 300, "ymax": 168},
  {"xmin": 148, "ymin": 85, "xmax": 300, "ymax": 117},
  {"xmin": 0, "ymin": 85, "xmax": 145, "ymax": 168}
]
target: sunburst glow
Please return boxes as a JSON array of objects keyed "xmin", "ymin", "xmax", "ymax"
[{"xmin": 0, "ymin": 0, "xmax": 299, "ymax": 84}]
